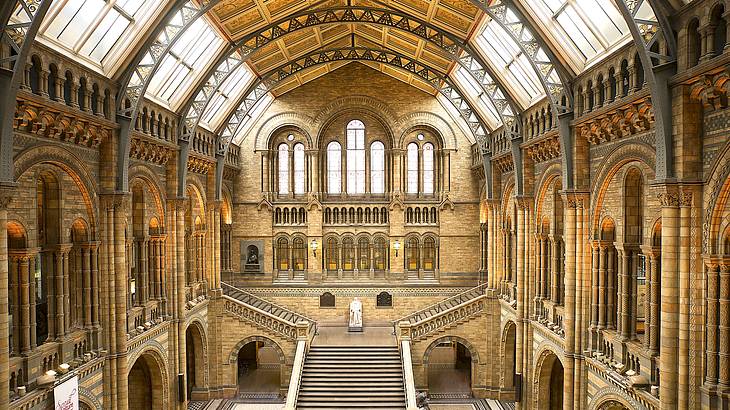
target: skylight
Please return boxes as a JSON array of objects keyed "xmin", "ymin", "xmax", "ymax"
[
  {"xmin": 145, "ymin": 16, "xmax": 226, "ymax": 110},
  {"xmin": 199, "ymin": 60, "xmax": 256, "ymax": 132},
  {"xmin": 452, "ymin": 67, "xmax": 502, "ymax": 131}
]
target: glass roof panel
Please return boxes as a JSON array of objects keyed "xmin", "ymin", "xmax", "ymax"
[
  {"xmin": 452, "ymin": 68, "xmax": 501, "ymax": 130},
  {"xmin": 36, "ymin": 0, "xmax": 164, "ymax": 72},
  {"xmin": 522, "ymin": 0, "xmax": 629, "ymax": 67},
  {"xmin": 146, "ymin": 17, "xmax": 226, "ymax": 109},
  {"xmin": 199, "ymin": 61, "xmax": 256, "ymax": 132},
  {"xmin": 474, "ymin": 20, "xmax": 544, "ymax": 108},
  {"xmin": 232, "ymin": 94, "xmax": 275, "ymax": 145}
]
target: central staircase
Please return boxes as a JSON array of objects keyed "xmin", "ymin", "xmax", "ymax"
[{"xmin": 296, "ymin": 345, "xmax": 407, "ymax": 409}]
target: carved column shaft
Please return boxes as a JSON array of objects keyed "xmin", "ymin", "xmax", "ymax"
[
  {"xmin": 598, "ymin": 246, "xmax": 607, "ymax": 329},
  {"xmin": 707, "ymin": 263, "xmax": 719, "ymax": 386},
  {"xmin": 719, "ymin": 264, "xmax": 730, "ymax": 387},
  {"xmin": 591, "ymin": 244, "xmax": 600, "ymax": 328},
  {"xmin": 650, "ymin": 254, "xmax": 660, "ymax": 355}
]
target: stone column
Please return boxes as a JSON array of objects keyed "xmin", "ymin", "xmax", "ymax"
[
  {"xmin": 561, "ymin": 193, "xmax": 578, "ymax": 410},
  {"xmin": 82, "ymin": 245, "xmax": 92, "ymax": 328},
  {"xmin": 598, "ymin": 245, "xmax": 607, "ymax": 329},
  {"xmin": 619, "ymin": 248, "xmax": 631, "ymax": 340},
  {"xmin": 607, "ymin": 247, "xmax": 615, "ymax": 328},
  {"xmin": 701, "ymin": 24, "xmax": 716, "ymax": 62},
  {"xmin": 719, "ymin": 263, "xmax": 730, "ymax": 388},
  {"xmin": 54, "ymin": 247, "xmax": 66, "ymax": 338},
  {"xmin": 262, "ymin": 151, "xmax": 270, "ymax": 195},
  {"xmin": 603, "ymin": 76, "xmax": 612, "ymax": 105},
  {"xmin": 535, "ymin": 235, "xmax": 543, "ymax": 318},
  {"xmin": 591, "ymin": 243, "xmax": 600, "ymax": 329},
  {"xmin": 659, "ymin": 191, "xmax": 680, "ymax": 409},
  {"xmin": 8, "ymin": 253, "xmax": 19, "ymax": 355},
  {"xmin": 706, "ymin": 262, "xmax": 720, "ymax": 387},
  {"xmin": 175, "ymin": 199, "xmax": 188, "ymax": 404},
  {"xmin": 0, "ymin": 189, "xmax": 13, "ymax": 408},
  {"xmin": 642, "ymin": 249, "xmax": 652, "ymax": 352},
  {"xmin": 551, "ymin": 237, "xmax": 560, "ymax": 304},
  {"xmin": 113, "ymin": 194, "xmax": 130, "ymax": 410},
  {"xmin": 649, "ymin": 253, "xmax": 660, "ymax": 355},
  {"xmin": 514, "ymin": 197, "xmax": 527, "ymax": 410}
]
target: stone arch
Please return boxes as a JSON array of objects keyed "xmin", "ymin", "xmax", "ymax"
[
  {"xmin": 588, "ymin": 387, "xmax": 641, "ymax": 410},
  {"xmin": 255, "ymin": 112, "xmax": 316, "ymax": 151},
  {"xmin": 127, "ymin": 347, "xmax": 169, "ymax": 410},
  {"xmin": 185, "ymin": 319, "xmax": 208, "ymax": 397},
  {"xmin": 228, "ymin": 336, "xmax": 286, "ymax": 366},
  {"xmin": 78, "ymin": 387, "xmax": 102, "ymax": 410},
  {"xmin": 532, "ymin": 343, "xmax": 565, "ymax": 410},
  {"xmin": 13, "ymin": 144, "xmax": 99, "ymax": 237},
  {"xmin": 315, "ymin": 107, "xmax": 395, "ymax": 151},
  {"xmin": 312, "ymin": 95, "xmax": 399, "ymax": 134},
  {"xmin": 534, "ymin": 166, "xmax": 562, "ymax": 224},
  {"xmin": 500, "ymin": 320, "xmax": 517, "ymax": 389},
  {"xmin": 396, "ymin": 112, "xmax": 459, "ymax": 149},
  {"xmin": 590, "ymin": 141, "xmax": 656, "ymax": 237},
  {"xmin": 704, "ymin": 140, "xmax": 730, "ymax": 253},
  {"xmin": 128, "ymin": 164, "xmax": 167, "ymax": 225},
  {"xmin": 422, "ymin": 335, "xmax": 480, "ymax": 394}
]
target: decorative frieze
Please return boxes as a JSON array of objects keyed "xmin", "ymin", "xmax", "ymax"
[{"xmin": 577, "ymin": 98, "xmax": 654, "ymax": 145}]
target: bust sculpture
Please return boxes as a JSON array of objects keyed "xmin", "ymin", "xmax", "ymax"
[{"xmin": 349, "ymin": 297, "xmax": 363, "ymax": 331}]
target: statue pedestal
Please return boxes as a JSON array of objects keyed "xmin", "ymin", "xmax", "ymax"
[{"xmin": 348, "ymin": 325, "xmax": 363, "ymax": 333}]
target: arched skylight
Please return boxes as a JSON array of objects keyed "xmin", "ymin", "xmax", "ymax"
[{"xmin": 199, "ymin": 60, "xmax": 255, "ymax": 132}]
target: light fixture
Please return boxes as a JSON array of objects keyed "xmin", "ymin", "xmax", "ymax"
[
  {"xmin": 311, "ymin": 239, "xmax": 318, "ymax": 257},
  {"xmin": 393, "ymin": 240, "xmax": 401, "ymax": 257}
]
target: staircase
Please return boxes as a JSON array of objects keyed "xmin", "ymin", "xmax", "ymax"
[
  {"xmin": 274, "ymin": 269, "xmax": 306, "ymax": 284},
  {"xmin": 222, "ymin": 282, "xmax": 313, "ymax": 326},
  {"xmin": 395, "ymin": 284, "xmax": 487, "ymax": 325},
  {"xmin": 297, "ymin": 345, "xmax": 407, "ymax": 409}
]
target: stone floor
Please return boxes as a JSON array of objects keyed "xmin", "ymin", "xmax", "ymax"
[
  {"xmin": 312, "ymin": 325, "xmax": 396, "ymax": 346},
  {"xmin": 237, "ymin": 367, "xmax": 281, "ymax": 395},
  {"xmin": 428, "ymin": 367, "xmax": 472, "ymax": 395}
]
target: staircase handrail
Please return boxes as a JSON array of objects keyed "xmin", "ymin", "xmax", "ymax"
[
  {"xmin": 222, "ymin": 281, "xmax": 316, "ymax": 326},
  {"xmin": 284, "ymin": 336, "xmax": 308, "ymax": 409},
  {"xmin": 399, "ymin": 337, "xmax": 419, "ymax": 410},
  {"xmin": 397, "ymin": 293, "xmax": 487, "ymax": 342},
  {"xmin": 391, "ymin": 283, "xmax": 487, "ymax": 325}
]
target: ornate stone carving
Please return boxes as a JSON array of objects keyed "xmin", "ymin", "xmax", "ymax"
[
  {"xmin": 577, "ymin": 98, "xmax": 654, "ymax": 145},
  {"xmin": 129, "ymin": 135, "xmax": 173, "ymax": 166},
  {"xmin": 525, "ymin": 134, "xmax": 561, "ymax": 163}
]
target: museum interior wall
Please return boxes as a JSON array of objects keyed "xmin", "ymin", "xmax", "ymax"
[{"xmin": 1, "ymin": 0, "xmax": 730, "ymax": 409}]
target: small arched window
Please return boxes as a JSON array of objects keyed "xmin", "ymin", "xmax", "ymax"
[
  {"xmin": 423, "ymin": 237, "xmax": 436, "ymax": 271},
  {"xmin": 407, "ymin": 143, "xmax": 419, "ymax": 194},
  {"xmin": 406, "ymin": 237, "xmax": 419, "ymax": 271},
  {"xmin": 293, "ymin": 143, "xmax": 305, "ymax": 195},
  {"xmin": 374, "ymin": 238, "xmax": 387, "ymax": 270},
  {"xmin": 326, "ymin": 238, "xmax": 338, "ymax": 271},
  {"xmin": 327, "ymin": 141, "xmax": 341, "ymax": 194},
  {"xmin": 371, "ymin": 141, "xmax": 385, "ymax": 194},
  {"xmin": 342, "ymin": 238, "xmax": 355, "ymax": 270},
  {"xmin": 278, "ymin": 144, "xmax": 289, "ymax": 195},
  {"xmin": 358, "ymin": 238, "xmax": 370, "ymax": 270},
  {"xmin": 423, "ymin": 143, "xmax": 434, "ymax": 194},
  {"xmin": 347, "ymin": 120, "xmax": 366, "ymax": 194},
  {"xmin": 293, "ymin": 237, "xmax": 306, "ymax": 271}
]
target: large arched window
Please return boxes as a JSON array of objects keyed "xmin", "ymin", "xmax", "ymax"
[
  {"xmin": 278, "ymin": 144, "xmax": 289, "ymax": 195},
  {"xmin": 292, "ymin": 237, "xmax": 306, "ymax": 271},
  {"xmin": 423, "ymin": 143, "xmax": 434, "ymax": 194},
  {"xmin": 326, "ymin": 238, "xmax": 338, "ymax": 271},
  {"xmin": 371, "ymin": 141, "xmax": 385, "ymax": 194},
  {"xmin": 277, "ymin": 238, "xmax": 289, "ymax": 271},
  {"xmin": 406, "ymin": 237, "xmax": 419, "ymax": 271},
  {"xmin": 407, "ymin": 143, "xmax": 419, "ymax": 194},
  {"xmin": 347, "ymin": 120, "xmax": 366, "ymax": 194},
  {"xmin": 327, "ymin": 141, "xmax": 342, "ymax": 194},
  {"xmin": 293, "ymin": 143, "xmax": 305, "ymax": 195},
  {"xmin": 423, "ymin": 237, "xmax": 436, "ymax": 271},
  {"xmin": 342, "ymin": 237, "xmax": 355, "ymax": 271},
  {"xmin": 358, "ymin": 238, "xmax": 370, "ymax": 270},
  {"xmin": 374, "ymin": 238, "xmax": 387, "ymax": 270}
]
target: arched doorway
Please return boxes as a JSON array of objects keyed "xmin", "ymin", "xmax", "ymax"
[
  {"xmin": 424, "ymin": 337, "xmax": 477, "ymax": 398},
  {"xmin": 185, "ymin": 323, "xmax": 206, "ymax": 399},
  {"xmin": 597, "ymin": 399, "xmax": 630, "ymax": 410},
  {"xmin": 536, "ymin": 350, "xmax": 564, "ymax": 410},
  {"xmin": 235, "ymin": 339, "xmax": 282, "ymax": 398},
  {"xmin": 503, "ymin": 322, "xmax": 516, "ymax": 390},
  {"xmin": 128, "ymin": 353, "xmax": 165, "ymax": 410}
]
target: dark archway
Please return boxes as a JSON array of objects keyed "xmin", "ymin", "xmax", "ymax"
[
  {"xmin": 185, "ymin": 323, "xmax": 206, "ymax": 399},
  {"xmin": 235, "ymin": 340, "xmax": 282, "ymax": 398},
  {"xmin": 535, "ymin": 350, "xmax": 564, "ymax": 410},
  {"xmin": 426, "ymin": 340, "xmax": 473, "ymax": 397},
  {"xmin": 503, "ymin": 322, "xmax": 516, "ymax": 389},
  {"xmin": 128, "ymin": 353, "xmax": 164, "ymax": 410}
]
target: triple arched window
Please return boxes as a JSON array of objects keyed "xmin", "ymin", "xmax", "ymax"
[{"xmin": 326, "ymin": 120, "xmax": 389, "ymax": 195}]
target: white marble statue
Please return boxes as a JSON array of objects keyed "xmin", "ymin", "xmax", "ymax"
[{"xmin": 349, "ymin": 297, "xmax": 363, "ymax": 328}]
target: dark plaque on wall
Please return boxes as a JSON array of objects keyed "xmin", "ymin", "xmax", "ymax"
[
  {"xmin": 377, "ymin": 291, "xmax": 393, "ymax": 307},
  {"xmin": 240, "ymin": 240, "xmax": 264, "ymax": 273},
  {"xmin": 320, "ymin": 292, "xmax": 335, "ymax": 308}
]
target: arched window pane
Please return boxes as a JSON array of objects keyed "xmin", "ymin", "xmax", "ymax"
[
  {"xmin": 277, "ymin": 238, "xmax": 289, "ymax": 270},
  {"xmin": 407, "ymin": 143, "xmax": 419, "ymax": 194},
  {"xmin": 294, "ymin": 143, "xmax": 305, "ymax": 194},
  {"xmin": 347, "ymin": 120, "xmax": 365, "ymax": 194},
  {"xmin": 423, "ymin": 143, "xmax": 434, "ymax": 194},
  {"xmin": 371, "ymin": 141, "xmax": 385, "ymax": 194},
  {"xmin": 278, "ymin": 144, "xmax": 289, "ymax": 195},
  {"xmin": 327, "ymin": 141, "xmax": 341, "ymax": 194}
]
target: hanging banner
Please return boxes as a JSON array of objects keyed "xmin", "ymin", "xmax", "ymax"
[{"xmin": 54, "ymin": 375, "xmax": 79, "ymax": 410}]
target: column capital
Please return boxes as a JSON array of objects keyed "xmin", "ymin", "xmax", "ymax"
[
  {"xmin": 8, "ymin": 248, "xmax": 40, "ymax": 262},
  {"xmin": 208, "ymin": 199, "xmax": 223, "ymax": 211},
  {"xmin": 173, "ymin": 197, "xmax": 188, "ymax": 211},
  {"xmin": 100, "ymin": 191, "xmax": 130, "ymax": 210},
  {"xmin": 0, "ymin": 182, "xmax": 18, "ymax": 209},
  {"xmin": 515, "ymin": 195, "xmax": 533, "ymax": 211},
  {"xmin": 561, "ymin": 190, "xmax": 589, "ymax": 209}
]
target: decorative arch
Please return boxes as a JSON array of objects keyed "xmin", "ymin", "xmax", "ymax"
[
  {"xmin": 185, "ymin": 319, "xmax": 209, "ymax": 392},
  {"xmin": 422, "ymin": 335, "xmax": 480, "ymax": 365},
  {"xmin": 532, "ymin": 342, "xmax": 566, "ymax": 409},
  {"xmin": 589, "ymin": 141, "xmax": 656, "ymax": 235},
  {"xmin": 78, "ymin": 387, "xmax": 102, "ymax": 410},
  {"xmin": 14, "ymin": 144, "xmax": 99, "ymax": 237},
  {"xmin": 129, "ymin": 164, "xmax": 167, "ymax": 224},
  {"xmin": 704, "ymin": 140, "xmax": 730, "ymax": 253},
  {"xmin": 227, "ymin": 336, "xmax": 287, "ymax": 366},
  {"xmin": 313, "ymin": 95, "xmax": 398, "ymax": 136},
  {"xmin": 396, "ymin": 112, "xmax": 459, "ymax": 149},
  {"xmin": 587, "ymin": 387, "xmax": 642, "ymax": 410},
  {"xmin": 127, "ymin": 346, "xmax": 170, "ymax": 410},
  {"xmin": 500, "ymin": 320, "xmax": 517, "ymax": 389},
  {"xmin": 534, "ymin": 166, "xmax": 562, "ymax": 224},
  {"xmin": 314, "ymin": 105, "xmax": 396, "ymax": 150},
  {"xmin": 255, "ymin": 112, "xmax": 316, "ymax": 151}
]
